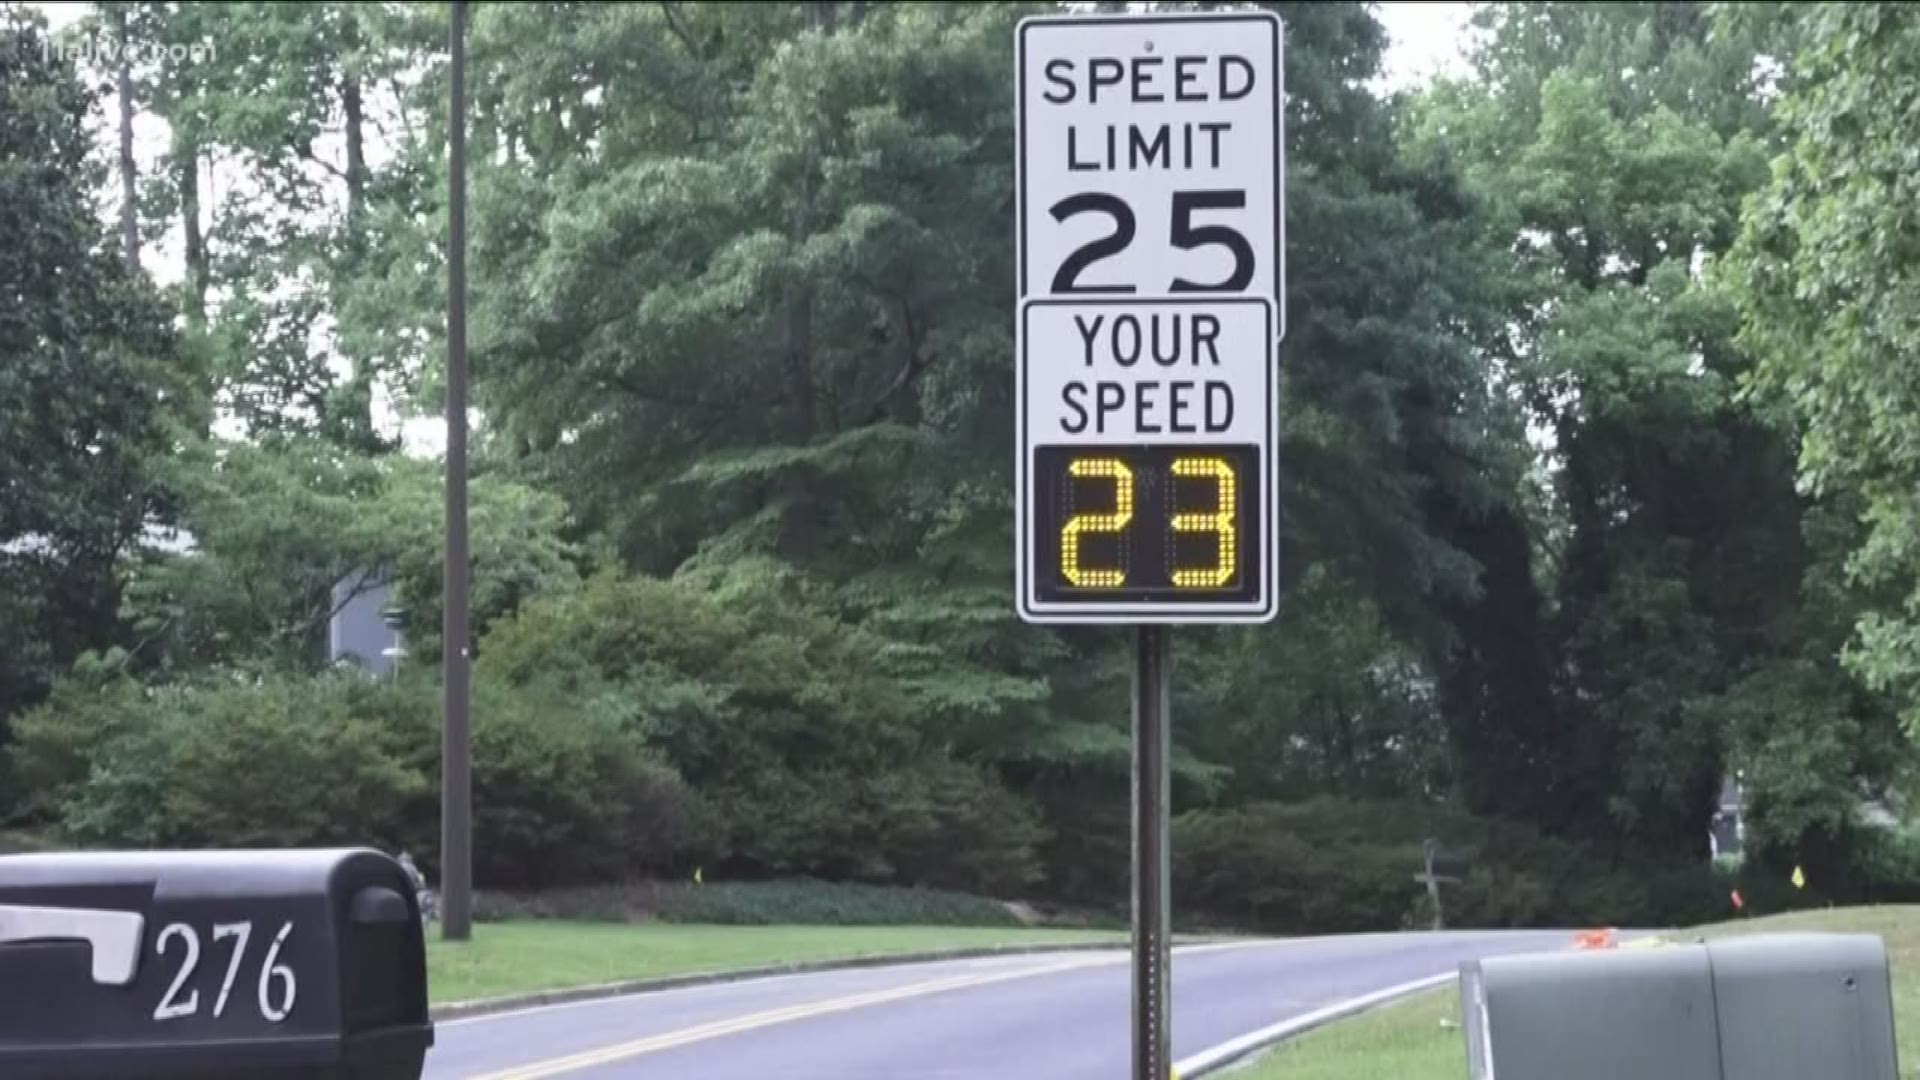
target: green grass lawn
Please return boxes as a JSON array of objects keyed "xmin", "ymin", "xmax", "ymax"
[
  {"xmin": 1239, "ymin": 906, "xmax": 1920, "ymax": 1080},
  {"xmin": 426, "ymin": 922, "xmax": 1123, "ymax": 1004},
  {"xmin": 1235, "ymin": 984, "xmax": 1467, "ymax": 1080},
  {"xmin": 0, "ymin": 829, "xmax": 56, "ymax": 854}
]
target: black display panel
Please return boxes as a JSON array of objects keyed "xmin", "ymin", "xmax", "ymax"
[{"xmin": 1031, "ymin": 443, "xmax": 1261, "ymax": 605}]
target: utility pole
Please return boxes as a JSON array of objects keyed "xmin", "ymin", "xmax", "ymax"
[{"xmin": 441, "ymin": 0, "xmax": 473, "ymax": 943}]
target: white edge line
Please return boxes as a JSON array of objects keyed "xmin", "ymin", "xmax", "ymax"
[{"xmin": 1174, "ymin": 971, "xmax": 1455, "ymax": 1077}]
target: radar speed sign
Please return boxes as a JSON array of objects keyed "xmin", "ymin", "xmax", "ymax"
[{"xmin": 1015, "ymin": 11, "xmax": 1283, "ymax": 624}]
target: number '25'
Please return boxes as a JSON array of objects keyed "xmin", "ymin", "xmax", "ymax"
[{"xmin": 1050, "ymin": 191, "xmax": 1254, "ymax": 295}]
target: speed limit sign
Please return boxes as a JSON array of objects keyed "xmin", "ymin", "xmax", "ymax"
[{"xmin": 1014, "ymin": 10, "xmax": 1283, "ymax": 624}]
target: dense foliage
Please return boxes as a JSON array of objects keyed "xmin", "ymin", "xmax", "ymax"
[
  {"xmin": 1175, "ymin": 799, "xmax": 1731, "ymax": 933},
  {"xmin": 5, "ymin": 0, "xmax": 1919, "ymax": 928},
  {"xmin": 475, "ymin": 879, "xmax": 1064, "ymax": 929},
  {"xmin": 1728, "ymin": 4, "xmax": 1920, "ymax": 737},
  {"xmin": 11, "ymin": 667, "xmax": 698, "ymax": 889},
  {"xmin": 1456, "ymin": 5, "xmax": 1885, "ymax": 884},
  {"xmin": 480, "ymin": 571, "xmax": 1049, "ymax": 892},
  {"xmin": 0, "ymin": 6, "xmax": 191, "ymax": 737}
]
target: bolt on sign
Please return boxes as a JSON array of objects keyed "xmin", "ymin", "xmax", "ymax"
[{"xmin": 1015, "ymin": 10, "xmax": 1284, "ymax": 624}]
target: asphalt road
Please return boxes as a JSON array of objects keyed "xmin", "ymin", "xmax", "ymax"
[{"xmin": 424, "ymin": 930, "xmax": 1569, "ymax": 1080}]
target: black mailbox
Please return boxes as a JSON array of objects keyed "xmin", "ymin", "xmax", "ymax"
[{"xmin": 0, "ymin": 848, "xmax": 433, "ymax": 1079}]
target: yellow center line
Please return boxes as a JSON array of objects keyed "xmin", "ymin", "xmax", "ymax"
[{"xmin": 462, "ymin": 953, "xmax": 1123, "ymax": 1080}]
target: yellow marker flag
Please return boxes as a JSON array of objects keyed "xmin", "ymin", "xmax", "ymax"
[
  {"xmin": 1792, "ymin": 865, "xmax": 1807, "ymax": 890},
  {"xmin": 694, "ymin": 866, "xmax": 704, "ymax": 886}
]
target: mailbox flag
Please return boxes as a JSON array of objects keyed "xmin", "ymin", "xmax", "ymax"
[
  {"xmin": 1792, "ymin": 865, "xmax": 1807, "ymax": 890},
  {"xmin": 1730, "ymin": 889, "xmax": 1745, "ymax": 911}
]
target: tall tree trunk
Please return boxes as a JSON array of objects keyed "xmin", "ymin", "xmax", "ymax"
[
  {"xmin": 343, "ymin": 74, "xmax": 365, "ymax": 225},
  {"xmin": 177, "ymin": 134, "xmax": 206, "ymax": 328},
  {"xmin": 341, "ymin": 62, "xmax": 377, "ymax": 446},
  {"xmin": 784, "ymin": 174, "xmax": 817, "ymax": 443},
  {"xmin": 784, "ymin": 280, "xmax": 817, "ymax": 444},
  {"xmin": 116, "ymin": 7, "xmax": 139, "ymax": 270},
  {"xmin": 781, "ymin": 4, "xmax": 850, "ymax": 441}
]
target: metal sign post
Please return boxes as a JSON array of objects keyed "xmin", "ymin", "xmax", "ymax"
[
  {"xmin": 1013, "ymin": 13, "xmax": 1284, "ymax": 1078},
  {"xmin": 1133, "ymin": 625, "xmax": 1172, "ymax": 1079}
]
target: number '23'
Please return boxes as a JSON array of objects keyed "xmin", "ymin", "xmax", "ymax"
[
  {"xmin": 1061, "ymin": 457, "xmax": 1237, "ymax": 589},
  {"xmin": 1050, "ymin": 190, "xmax": 1254, "ymax": 295}
]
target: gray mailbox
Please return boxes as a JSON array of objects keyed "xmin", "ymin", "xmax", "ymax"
[
  {"xmin": 1712, "ymin": 934, "xmax": 1898, "ymax": 1080},
  {"xmin": 1462, "ymin": 946, "xmax": 1722, "ymax": 1080},
  {"xmin": 0, "ymin": 848, "xmax": 433, "ymax": 1079},
  {"xmin": 1462, "ymin": 933, "xmax": 1898, "ymax": 1080}
]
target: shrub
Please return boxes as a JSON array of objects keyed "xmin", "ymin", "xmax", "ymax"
[
  {"xmin": 1850, "ymin": 825, "xmax": 1920, "ymax": 904},
  {"xmin": 1732, "ymin": 821, "xmax": 1920, "ymax": 915},
  {"xmin": 0, "ymin": 829, "xmax": 57, "ymax": 854},
  {"xmin": 1426, "ymin": 867, "xmax": 1561, "ymax": 929},
  {"xmin": 1176, "ymin": 813, "xmax": 1415, "ymax": 933},
  {"xmin": 465, "ymin": 674, "xmax": 707, "ymax": 889},
  {"xmin": 7, "ymin": 673, "xmax": 148, "ymax": 821},
  {"xmin": 471, "ymin": 878, "xmax": 1038, "ymax": 927},
  {"xmin": 479, "ymin": 571, "xmax": 1048, "ymax": 895},
  {"xmin": 27, "ymin": 668, "xmax": 706, "ymax": 891},
  {"xmin": 652, "ymin": 879, "xmax": 1025, "ymax": 927},
  {"xmin": 865, "ymin": 760, "xmax": 1047, "ymax": 895},
  {"xmin": 59, "ymin": 674, "xmax": 431, "ymax": 852},
  {"xmin": 1175, "ymin": 798, "xmax": 1728, "ymax": 934}
]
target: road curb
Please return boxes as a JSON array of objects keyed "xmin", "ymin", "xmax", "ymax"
[
  {"xmin": 430, "ymin": 938, "xmax": 1146, "ymax": 1023},
  {"xmin": 1176, "ymin": 972, "xmax": 1455, "ymax": 1077}
]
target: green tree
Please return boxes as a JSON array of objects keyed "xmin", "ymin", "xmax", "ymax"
[
  {"xmin": 119, "ymin": 438, "xmax": 578, "ymax": 674},
  {"xmin": 0, "ymin": 5, "xmax": 190, "ymax": 734},
  {"xmin": 457, "ymin": 0, "xmax": 1533, "ymax": 897},
  {"xmin": 481, "ymin": 571, "xmax": 1046, "ymax": 893},
  {"xmin": 108, "ymin": 0, "xmax": 440, "ymax": 449},
  {"xmin": 1410, "ymin": 1, "xmax": 1903, "ymax": 860},
  {"xmin": 14, "ymin": 667, "xmax": 701, "ymax": 888},
  {"xmin": 458, "ymin": 1, "xmax": 1096, "ymax": 868},
  {"xmin": 1728, "ymin": 3, "xmax": 1920, "ymax": 735},
  {"xmin": 1178, "ymin": 566, "xmax": 1451, "ymax": 805},
  {"xmin": 64, "ymin": 0, "xmax": 1910, "ymax": 905},
  {"xmin": 1187, "ymin": 0, "xmax": 1531, "ymax": 821}
]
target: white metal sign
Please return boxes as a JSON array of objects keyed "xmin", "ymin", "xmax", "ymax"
[{"xmin": 1015, "ymin": 10, "xmax": 1283, "ymax": 624}]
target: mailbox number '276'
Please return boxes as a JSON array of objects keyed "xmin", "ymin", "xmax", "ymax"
[{"xmin": 153, "ymin": 920, "xmax": 298, "ymax": 1024}]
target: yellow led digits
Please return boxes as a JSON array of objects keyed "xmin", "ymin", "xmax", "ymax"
[
  {"xmin": 1171, "ymin": 457, "xmax": 1236, "ymax": 588},
  {"xmin": 1061, "ymin": 457, "xmax": 1134, "ymax": 588}
]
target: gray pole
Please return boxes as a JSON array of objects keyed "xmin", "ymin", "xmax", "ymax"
[
  {"xmin": 1423, "ymin": 839, "xmax": 1447, "ymax": 931},
  {"xmin": 441, "ymin": 0, "xmax": 473, "ymax": 943},
  {"xmin": 1133, "ymin": 625, "xmax": 1172, "ymax": 1080}
]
